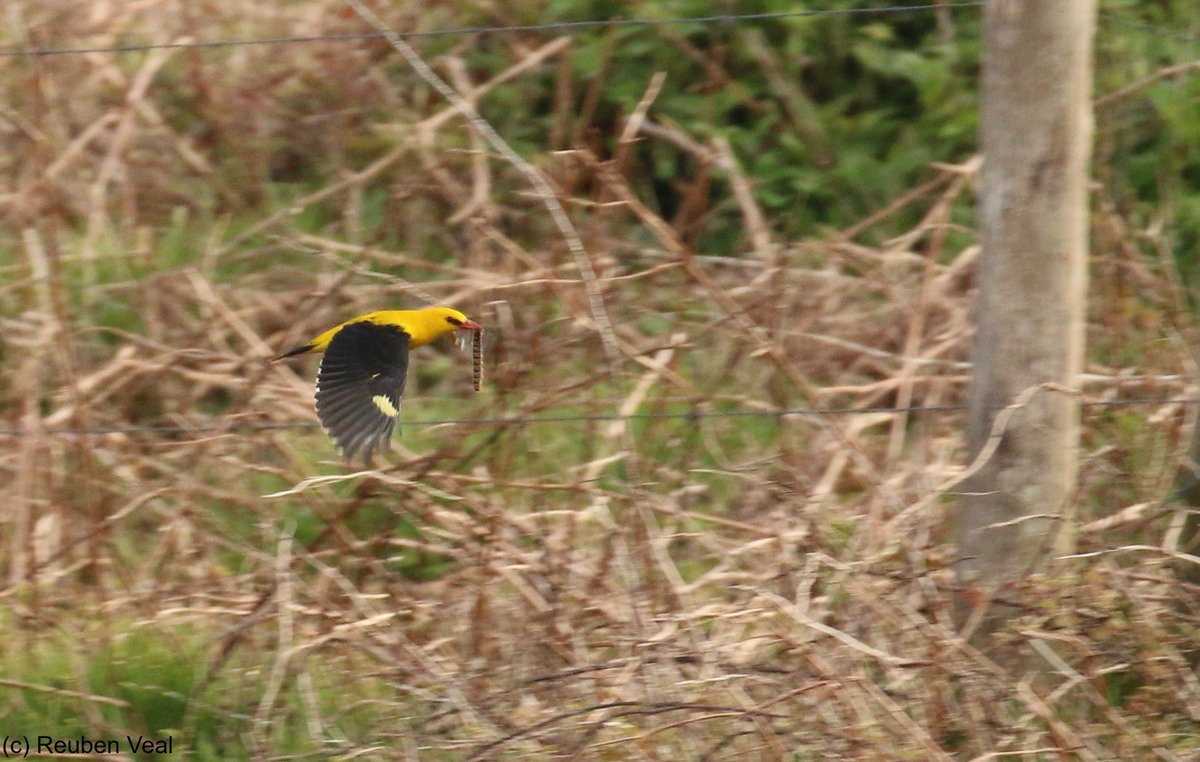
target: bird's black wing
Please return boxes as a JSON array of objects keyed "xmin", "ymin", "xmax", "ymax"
[{"xmin": 315, "ymin": 321, "xmax": 411, "ymax": 460}]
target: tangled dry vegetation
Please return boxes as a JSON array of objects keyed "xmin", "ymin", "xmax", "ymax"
[{"xmin": 1, "ymin": 1, "xmax": 1198, "ymax": 759}]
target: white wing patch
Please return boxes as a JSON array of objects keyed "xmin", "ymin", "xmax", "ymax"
[{"xmin": 371, "ymin": 394, "xmax": 400, "ymax": 418}]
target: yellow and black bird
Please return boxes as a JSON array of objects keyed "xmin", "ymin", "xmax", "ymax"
[{"xmin": 274, "ymin": 307, "xmax": 482, "ymax": 459}]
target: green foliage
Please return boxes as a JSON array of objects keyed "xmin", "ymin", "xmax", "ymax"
[
  {"xmin": 1, "ymin": 615, "xmax": 408, "ymax": 760},
  {"xmin": 503, "ymin": 0, "xmax": 981, "ymax": 246},
  {"xmin": 1093, "ymin": 4, "xmax": 1200, "ymax": 296},
  {"xmin": 1, "ymin": 624, "xmax": 203, "ymax": 758}
]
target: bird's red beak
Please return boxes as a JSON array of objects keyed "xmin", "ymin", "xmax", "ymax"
[{"xmin": 461, "ymin": 319, "xmax": 483, "ymax": 331}]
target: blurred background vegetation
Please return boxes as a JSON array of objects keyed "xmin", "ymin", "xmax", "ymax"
[{"xmin": 1, "ymin": 1, "xmax": 1198, "ymax": 759}]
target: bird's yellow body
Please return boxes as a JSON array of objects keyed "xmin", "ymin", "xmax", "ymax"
[
  {"xmin": 302, "ymin": 308, "xmax": 467, "ymax": 354},
  {"xmin": 281, "ymin": 307, "xmax": 477, "ymax": 359},
  {"xmin": 274, "ymin": 306, "xmax": 481, "ymax": 459}
]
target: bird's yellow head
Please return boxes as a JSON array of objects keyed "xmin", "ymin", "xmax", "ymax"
[
  {"xmin": 428, "ymin": 306, "xmax": 482, "ymax": 333},
  {"xmin": 405, "ymin": 306, "xmax": 482, "ymax": 348}
]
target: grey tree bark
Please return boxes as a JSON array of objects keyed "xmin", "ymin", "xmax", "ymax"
[{"xmin": 956, "ymin": 0, "xmax": 1096, "ymax": 628}]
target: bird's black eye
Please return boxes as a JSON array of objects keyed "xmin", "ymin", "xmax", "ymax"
[{"xmin": 446, "ymin": 316, "xmax": 462, "ymax": 327}]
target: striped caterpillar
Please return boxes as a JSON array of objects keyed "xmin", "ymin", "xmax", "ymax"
[{"xmin": 472, "ymin": 328, "xmax": 483, "ymax": 392}]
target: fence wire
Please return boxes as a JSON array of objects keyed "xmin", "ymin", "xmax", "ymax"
[
  {"xmin": 1, "ymin": 3, "xmax": 986, "ymax": 58},
  {"xmin": 3, "ymin": 2, "xmax": 1196, "ymax": 59},
  {"xmin": 1, "ymin": 396, "xmax": 1194, "ymax": 439}
]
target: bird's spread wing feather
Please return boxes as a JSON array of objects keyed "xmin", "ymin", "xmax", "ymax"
[{"xmin": 315, "ymin": 321, "xmax": 410, "ymax": 460}]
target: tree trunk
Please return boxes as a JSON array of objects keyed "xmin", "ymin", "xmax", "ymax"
[{"xmin": 956, "ymin": 0, "xmax": 1096, "ymax": 630}]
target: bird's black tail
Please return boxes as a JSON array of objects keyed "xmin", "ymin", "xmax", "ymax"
[{"xmin": 272, "ymin": 343, "xmax": 315, "ymax": 362}]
